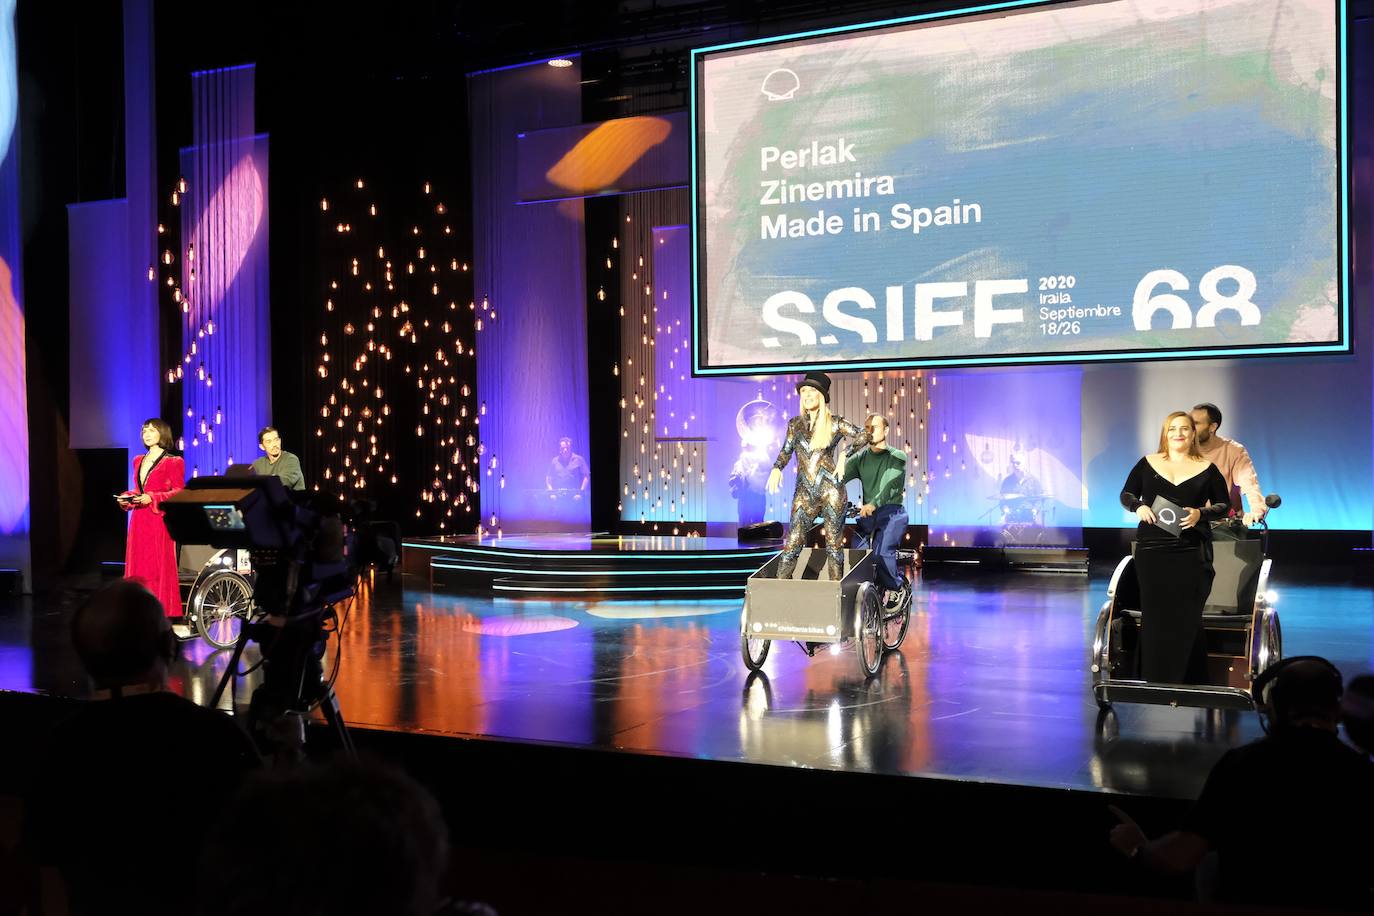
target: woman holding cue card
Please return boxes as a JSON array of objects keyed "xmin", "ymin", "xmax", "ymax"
[
  {"xmin": 1119, "ymin": 411, "xmax": 1230, "ymax": 683},
  {"xmin": 116, "ymin": 418, "xmax": 185, "ymax": 618}
]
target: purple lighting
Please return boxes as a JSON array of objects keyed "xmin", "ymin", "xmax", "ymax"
[
  {"xmin": 186, "ymin": 154, "xmax": 263, "ymax": 313},
  {"xmin": 470, "ymin": 59, "xmax": 589, "ymax": 533},
  {"xmin": 0, "ymin": 255, "xmax": 26, "ymax": 536},
  {"xmin": 0, "ymin": 0, "xmax": 28, "ymax": 587},
  {"xmin": 169, "ymin": 64, "xmax": 270, "ymax": 478}
]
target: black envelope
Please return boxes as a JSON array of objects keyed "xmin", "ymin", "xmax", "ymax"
[{"xmin": 1149, "ymin": 495, "xmax": 1187, "ymax": 537}]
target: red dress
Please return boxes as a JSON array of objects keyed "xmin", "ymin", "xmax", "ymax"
[{"xmin": 122, "ymin": 452, "xmax": 186, "ymax": 617}]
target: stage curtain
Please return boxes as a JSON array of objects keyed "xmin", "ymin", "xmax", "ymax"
[
  {"xmin": 927, "ymin": 368, "xmax": 1084, "ymax": 548},
  {"xmin": 468, "ymin": 60, "xmax": 588, "ymax": 533},
  {"xmin": 177, "ymin": 65, "xmax": 270, "ymax": 476}
]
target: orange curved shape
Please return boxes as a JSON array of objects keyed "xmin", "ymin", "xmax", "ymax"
[{"xmin": 545, "ymin": 116, "xmax": 673, "ymax": 193}]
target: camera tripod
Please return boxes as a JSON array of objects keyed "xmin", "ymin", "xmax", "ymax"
[{"xmin": 209, "ymin": 600, "xmax": 355, "ymax": 760}]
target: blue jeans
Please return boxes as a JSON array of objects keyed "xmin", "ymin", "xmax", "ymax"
[{"xmin": 855, "ymin": 504, "xmax": 908, "ymax": 592}]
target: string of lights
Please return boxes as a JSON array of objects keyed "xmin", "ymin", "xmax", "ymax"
[
  {"xmin": 154, "ymin": 175, "xmax": 198, "ymax": 458},
  {"xmin": 155, "ymin": 151, "xmax": 267, "ymax": 478},
  {"xmin": 311, "ymin": 179, "xmax": 479, "ymax": 532},
  {"xmin": 155, "ymin": 66, "xmax": 267, "ymax": 479},
  {"xmin": 605, "ymin": 192, "xmax": 931, "ymax": 540},
  {"xmin": 606, "ymin": 195, "xmax": 706, "ymax": 535}
]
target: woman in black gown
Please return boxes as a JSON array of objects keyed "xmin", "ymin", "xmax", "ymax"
[{"xmin": 1119, "ymin": 411, "xmax": 1230, "ymax": 683}]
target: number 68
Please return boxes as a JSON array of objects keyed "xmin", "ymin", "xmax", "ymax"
[{"xmin": 1132, "ymin": 266, "xmax": 1260, "ymax": 330}]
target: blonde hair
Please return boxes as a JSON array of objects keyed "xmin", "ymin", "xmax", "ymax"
[
  {"xmin": 806, "ymin": 397, "xmax": 834, "ymax": 451},
  {"xmin": 1156, "ymin": 410, "xmax": 1203, "ymax": 459},
  {"xmin": 803, "ymin": 397, "xmax": 849, "ymax": 479}
]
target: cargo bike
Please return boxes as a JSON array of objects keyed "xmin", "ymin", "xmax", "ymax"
[{"xmin": 740, "ymin": 506, "xmax": 914, "ymax": 678}]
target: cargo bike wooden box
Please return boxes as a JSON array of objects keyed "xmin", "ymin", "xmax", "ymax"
[{"xmin": 740, "ymin": 546, "xmax": 910, "ymax": 678}]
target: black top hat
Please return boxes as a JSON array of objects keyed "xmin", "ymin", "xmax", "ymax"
[{"xmin": 795, "ymin": 371, "xmax": 832, "ymax": 402}]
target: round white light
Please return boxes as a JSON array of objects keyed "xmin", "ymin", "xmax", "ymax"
[
  {"xmin": 547, "ymin": 58, "xmax": 574, "ymax": 68},
  {"xmin": 825, "ymin": 625, "xmax": 836, "ymax": 636}
]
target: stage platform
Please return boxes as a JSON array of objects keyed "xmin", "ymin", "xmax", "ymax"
[
  {"xmin": 401, "ymin": 532, "xmax": 782, "ymax": 597},
  {"xmin": 3, "ymin": 564, "xmax": 1371, "ymax": 897},
  {"xmin": 923, "ymin": 543, "xmax": 1090, "ymax": 573},
  {"xmin": 5, "ymin": 565, "xmax": 1371, "ymax": 795}
]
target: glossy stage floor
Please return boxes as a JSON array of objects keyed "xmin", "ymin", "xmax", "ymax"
[
  {"xmin": 6, "ymin": 546, "xmax": 1374, "ymax": 901},
  {"xmin": 4, "ymin": 551, "xmax": 1371, "ymax": 803}
]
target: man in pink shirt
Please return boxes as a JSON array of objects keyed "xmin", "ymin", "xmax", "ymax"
[{"xmin": 1191, "ymin": 403, "xmax": 1268, "ymax": 526}]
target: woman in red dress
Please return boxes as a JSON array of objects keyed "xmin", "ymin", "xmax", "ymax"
[{"xmin": 118, "ymin": 418, "xmax": 185, "ymax": 618}]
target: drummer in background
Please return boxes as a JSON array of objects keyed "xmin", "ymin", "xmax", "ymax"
[
  {"xmin": 546, "ymin": 436, "xmax": 589, "ymax": 500},
  {"xmin": 999, "ymin": 453, "xmax": 1043, "ymax": 524}
]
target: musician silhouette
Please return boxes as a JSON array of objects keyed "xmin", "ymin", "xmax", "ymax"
[{"xmin": 999, "ymin": 454, "xmax": 1044, "ymax": 526}]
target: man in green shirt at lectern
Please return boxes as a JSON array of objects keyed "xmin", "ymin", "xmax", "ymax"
[
  {"xmin": 249, "ymin": 426, "xmax": 305, "ymax": 491},
  {"xmin": 843, "ymin": 414, "xmax": 909, "ymax": 610}
]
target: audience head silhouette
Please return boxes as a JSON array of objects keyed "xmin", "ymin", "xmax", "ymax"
[
  {"xmin": 199, "ymin": 756, "xmax": 451, "ymax": 916},
  {"xmin": 1341, "ymin": 673, "xmax": 1374, "ymax": 755},
  {"xmin": 71, "ymin": 579, "xmax": 175, "ymax": 691},
  {"xmin": 1258, "ymin": 655, "xmax": 1344, "ymax": 733}
]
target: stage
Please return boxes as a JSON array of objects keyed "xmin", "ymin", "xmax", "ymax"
[
  {"xmin": 2, "ymin": 553, "xmax": 1372, "ymax": 901},
  {"xmin": 4, "ymin": 560, "xmax": 1370, "ymax": 799}
]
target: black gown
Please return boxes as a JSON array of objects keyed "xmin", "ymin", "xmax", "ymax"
[{"xmin": 1120, "ymin": 457, "xmax": 1230, "ymax": 683}]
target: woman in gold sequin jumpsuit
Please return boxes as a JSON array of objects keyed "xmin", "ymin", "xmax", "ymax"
[{"xmin": 766, "ymin": 372, "xmax": 870, "ymax": 581}]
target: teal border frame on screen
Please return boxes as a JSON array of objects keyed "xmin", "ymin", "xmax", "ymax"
[{"xmin": 688, "ymin": 0, "xmax": 1352, "ymax": 376}]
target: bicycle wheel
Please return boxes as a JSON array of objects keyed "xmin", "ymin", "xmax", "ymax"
[
  {"xmin": 881, "ymin": 587, "xmax": 911, "ymax": 651},
  {"xmin": 855, "ymin": 582, "xmax": 882, "ymax": 678},
  {"xmin": 741, "ymin": 633, "xmax": 771, "ymax": 671},
  {"xmin": 193, "ymin": 570, "xmax": 253, "ymax": 649}
]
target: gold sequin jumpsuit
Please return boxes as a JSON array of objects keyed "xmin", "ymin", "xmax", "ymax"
[{"xmin": 773, "ymin": 414, "xmax": 870, "ymax": 580}]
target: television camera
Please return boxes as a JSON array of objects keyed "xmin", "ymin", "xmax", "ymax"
[{"xmin": 162, "ymin": 475, "xmax": 359, "ymax": 757}]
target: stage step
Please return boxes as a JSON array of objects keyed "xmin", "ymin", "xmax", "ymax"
[
  {"xmin": 403, "ymin": 533, "xmax": 775, "ymax": 597},
  {"xmin": 923, "ymin": 545, "xmax": 1089, "ymax": 573},
  {"xmin": 487, "ymin": 575, "xmax": 747, "ymax": 598}
]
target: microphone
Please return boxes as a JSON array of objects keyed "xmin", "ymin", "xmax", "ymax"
[{"xmin": 1264, "ymin": 494, "xmax": 1282, "ymax": 509}]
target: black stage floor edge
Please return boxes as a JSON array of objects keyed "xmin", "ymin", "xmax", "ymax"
[{"xmin": 0, "ymin": 687, "xmax": 1188, "ymax": 904}]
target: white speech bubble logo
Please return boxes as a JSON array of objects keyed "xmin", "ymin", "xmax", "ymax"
[
  {"xmin": 761, "ymin": 68, "xmax": 800, "ymax": 101},
  {"xmin": 1158, "ymin": 507, "xmax": 1177, "ymax": 526}
]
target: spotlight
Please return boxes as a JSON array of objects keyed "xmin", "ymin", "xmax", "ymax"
[{"xmin": 547, "ymin": 58, "xmax": 574, "ymax": 68}]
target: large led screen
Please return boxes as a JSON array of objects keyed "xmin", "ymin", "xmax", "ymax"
[{"xmin": 691, "ymin": 0, "xmax": 1348, "ymax": 374}]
